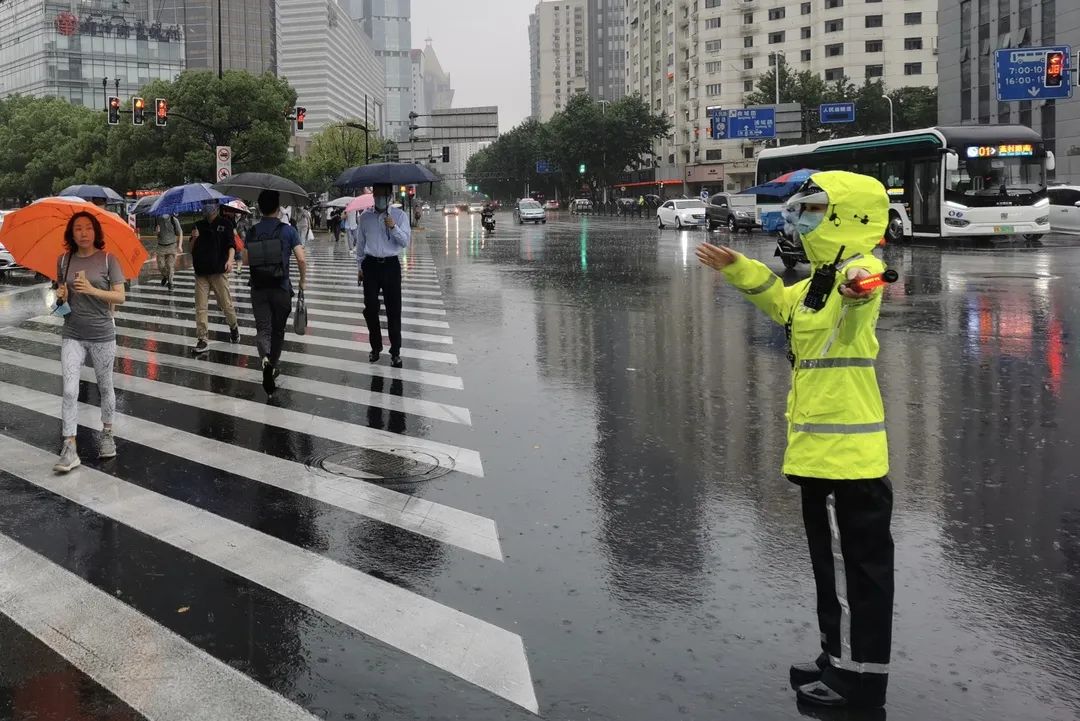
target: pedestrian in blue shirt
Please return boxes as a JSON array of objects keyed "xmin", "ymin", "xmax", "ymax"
[
  {"xmin": 244, "ymin": 190, "xmax": 308, "ymax": 394},
  {"xmin": 356, "ymin": 183, "xmax": 411, "ymax": 368}
]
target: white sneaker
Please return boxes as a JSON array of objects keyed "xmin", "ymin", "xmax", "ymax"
[{"xmin": 53, "ymin": 440, "xmax": 81, "ymax": 473}]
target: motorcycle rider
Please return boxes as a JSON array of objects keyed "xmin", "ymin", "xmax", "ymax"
[
  {"xmin": 696, "ymin": 170, "xmax": 895, "ymax": 710},
  {"xmin": 481, "ymin": 200, "xmax": 496, "ymax": 230}
]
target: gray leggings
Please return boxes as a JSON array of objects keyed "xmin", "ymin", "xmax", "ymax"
[{"xmin": 61, "ymin": 337, "xmax": 116, "ymax": 437}]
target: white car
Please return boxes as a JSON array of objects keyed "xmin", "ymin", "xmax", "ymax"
[
  {"xmin": 657, "ymin": 199, "xmax": 707, "ymax": 229},
  {"xmin": 515, "ymin": 199, "xmax": 547, "ymax": 224},
  {"xmin": 0, "ymin": 211, "xmax": 17, "ymax": 273},
  {"xmin": 1048, "ymin": 185, "xmax": 1080, "ymax": 233},
  {"xmin": 468, "ymin": 202, "xmax": 485, "ymax": 214}
]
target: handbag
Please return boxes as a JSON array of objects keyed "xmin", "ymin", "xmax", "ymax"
[
  {"xmin": 305, "ymin": 227, "xmax": 314, "ymax": 243},
  {"xmin": 293, "ymin": 289, "xmax": 308, "ymax": 335}
]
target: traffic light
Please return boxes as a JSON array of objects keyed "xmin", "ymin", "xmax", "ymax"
[
  {"xmin": 442, "ymin": 145, "xmax": 450, "ymax": 163},
  {"xmin": 1045, "ymin": 50, "xmax": 1065, "ymax": 87},
  {"xmin": 407, "ymin": 185, "xmax": 416, "ymax": 197},
  {"xmin": 295, "ymin": 106, "xmax": 306, "ymax": 130},
  {"xmin": 107, "ymin": 96, "xmax": 120, "ymax": 125},
  {"xmin": 155, "ymin": 98, "xmax": 168, "ymax": 127},
  {"xmin": 132, "ymin": 97, "xmax": 145, "ymax": 125},
  {"xmin": 399, "ymin": 185, "xmax": 407, "ymax": 198},
  {"xmin": 579, "ymin": 163, "xmax": 586, "ymax": 175}
]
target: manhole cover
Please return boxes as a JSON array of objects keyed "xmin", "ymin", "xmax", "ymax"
[{"xmin": 310, "ymin": 446, "xmax": 455, "ymax": 484}]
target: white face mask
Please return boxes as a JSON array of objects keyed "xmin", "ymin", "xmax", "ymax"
[{"xmin": 374, "ymin": 196, "xmax": 389, "ymax": 212}]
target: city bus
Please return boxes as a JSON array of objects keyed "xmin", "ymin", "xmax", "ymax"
[{"xmin": 755, "ymin": 126, "xmax": 1054, "ymax": 242}]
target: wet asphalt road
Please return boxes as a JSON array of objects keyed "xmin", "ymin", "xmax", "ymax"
[{"xmin": 0, "ymin": 212, "xmax": 1078, "ymax": 721}]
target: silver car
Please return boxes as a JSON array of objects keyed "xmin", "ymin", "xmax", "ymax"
[
  {"xmin": 515, "ymin": 199, "xmax": 547, "ymax": 224},
  {"xmin": 0, "ymin": 211, "xmax": 17, "ymax": 273}
]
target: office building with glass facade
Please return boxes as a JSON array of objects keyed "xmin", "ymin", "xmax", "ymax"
[
  {"xmin": 355, "ymin": 0, "xmax": 413, "ymax": 141},
  {"xmin": 157, "ymin": 0, "xmax": 276, "ymax": 76},
  {"xmin": 0, "ymin": 0, "xmax": 185, "ymax": 108}
]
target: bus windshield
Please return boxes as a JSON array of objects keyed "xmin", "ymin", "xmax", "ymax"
[{"xmin": 946, "ymin": 156, "xmax": 1045, "ymax": 198}]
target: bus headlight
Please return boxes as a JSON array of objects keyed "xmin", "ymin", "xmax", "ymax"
[
  {"xmin": 1036, "ymin": 216, "xmax": 1050, "ymax": 225},
  {"xmin": 944, "ymin": 217, "xmax": 971, "ymax": 228}
]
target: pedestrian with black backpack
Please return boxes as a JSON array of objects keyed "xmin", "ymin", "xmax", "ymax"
[{"xmin": 244, "ymin": 190, "xmax": 307, "ymax": 394}]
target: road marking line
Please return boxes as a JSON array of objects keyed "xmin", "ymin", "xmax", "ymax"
[
  {"xmin": 24, "ymin": 317, "xmax": 465, "ymax": 389},
  {"xmin": 0, "ymin": 532, "xmax": 323, "ymax": 721},
  {"xmin": 125, "ymin": 289, "xmax": 449, "ymax": 316},
  {"xmin": 0, "ymin": 435, "xmax": 535, "ymax": 713},
  {"xmin": 82, "ymin": 313, "xmax": 459, "ymax": 363},
  {"xmin": 117, "ymin": 303, "xmax": 456, "ymax": 340},
  {"xmin": 5, "ymin": 329, "xmax": 471, "ymax": 426},
  {"xmin": 0, "ymin": 382, "xmax": 498, "ymax": 559},
  {"xmin": 161, "ymin": 280, "xmax": 446, "ymax": 306},
  {"xmin": 0, "ymin": 348, "xmax": 483, "ymax": 477}
]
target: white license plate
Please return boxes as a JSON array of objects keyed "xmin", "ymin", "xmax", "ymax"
[{"xmin": 993, "ymin": 225, "xmax": 1014, "ymax": 233}]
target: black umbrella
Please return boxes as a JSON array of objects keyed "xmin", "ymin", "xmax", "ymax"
[
  {"xmin": 131, "ymin": 194, "xmax": 161, "ymax": 215},
  {"xmin": 212, "ymin": 172, "xmax": 310, "ymax": 209},
  {"xmin": 335, "ymin": 162, "xmax": 439, "ymax": 190},
  {"xmin": 58, "ymin": 184, "xmax": 124, "ymax": 203}
]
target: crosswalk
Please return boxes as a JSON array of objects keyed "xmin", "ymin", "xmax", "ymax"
[{"xmin": 0, "ymin": 242, "xmax": 539, "ymax": 717}]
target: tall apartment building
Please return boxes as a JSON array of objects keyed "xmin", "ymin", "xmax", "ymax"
[
  {"xmin": 355, "ymin": 0, "xmax": 413, "ymax": 141},
  {"xmin": 938, "ymin": 0, "xmax": 1080, "ymax": 178},
  {"xmin": 625, "ymin": 0, "xmax": 938, "ymax": 192},
  {"xmin": 278, "ymin": 0, "xmax": 385, "ymax": 139},
  {"xmin": 587, "ymin": 0, "xmax": 627, "ymax": 102},
  {"xmin": 529, "ymin": 0, "xmax": 590, "ymax": 121},
  {"xmin": 158, "ymin": 0, "xmax": 276, "ymax": 75}
]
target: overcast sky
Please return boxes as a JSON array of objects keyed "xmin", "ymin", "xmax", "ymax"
[{"xmin": 411, "ymin": 0, "xmax": 536, "ymax": 132}]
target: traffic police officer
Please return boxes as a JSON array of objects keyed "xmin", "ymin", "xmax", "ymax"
[{"xmin": 696, "ymin": 170, "xmax": 894, "ymax": 709}]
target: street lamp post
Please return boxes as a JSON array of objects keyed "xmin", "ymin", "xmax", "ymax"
[
  {"xmin": 770, "ymin": 50, "xmax": 785, "ymax": 147},
  {"xmin": 345, "ymin": 122, "xmax": 371, "ymax": 165},
  {"xmin": 217, "ymin": 0, "xmax": 223, "ymax": 79},
  {"xmin": 883, "ymin": 94, "xmax": 894, "ymax": 133},
  {"xmin": 598, "ymin": 100, "xmax": 610, "ymax": 203}
]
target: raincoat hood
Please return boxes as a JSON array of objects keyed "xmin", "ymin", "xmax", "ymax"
[{"xmin": 798, "ymin": 171, "xmax": 889, "ymax": 265}]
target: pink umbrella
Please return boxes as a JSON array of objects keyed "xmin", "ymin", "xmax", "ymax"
[
  {"xmin": 222, "ymin": 199, "xmax": 251, "ymax": 215},
  {"xmin": 344, "ymin": 194, "xmax": 375, "ymax": 213}
]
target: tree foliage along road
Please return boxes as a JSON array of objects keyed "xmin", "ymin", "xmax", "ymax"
[
  {"xmin": 744, "ymin": 65, "xmax": 937, "ymax": 141},
  {"xmin": 466, "ymin": 93, "xmax": 671, "ymax": 200},
  {"xmin": 0, "ymin": 71, "xmax": 301, "ymax": 202},
  {"xmin": 279, "ymin": 121, "xmax": 388, "ymax": 197}
]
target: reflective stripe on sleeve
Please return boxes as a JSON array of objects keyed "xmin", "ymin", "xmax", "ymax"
[
  {"xmin": 798, "ymin": 358, "xmax": 875, "ymax": 370},
  {"xmin": 793, "ymin": 422, "xmax": 886, "ymax": 434},
  {"xmin": 742, "ymin": 276, "xmax": 778, "ymax": 295}
]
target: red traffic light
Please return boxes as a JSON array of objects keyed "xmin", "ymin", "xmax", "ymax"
[
  {"xmin": 295, "ymin": 106, "xmax": 306, "ymax": 130},
  {"xmin": 407, "ymin": 186, "xmax": 416, "ymax": 197},
  {"xmin": 107, "ymin": 96, "xmax": 120, "ymax": 125},
  {"xmin": 155, "ymin": 98, "xmax": 168, "ymax": 127},
  {"xmin": 132, "ymin": 97, "xmax": 146, "ymax": 125},
  {"xmin": 1045, "ymin": 51, "xmax": 1065, "ymax": 87}
]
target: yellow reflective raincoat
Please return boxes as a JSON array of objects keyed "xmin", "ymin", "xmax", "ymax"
[{"xmin": 721, "ymin": 171, "xmax": 890, "ymax": 479}]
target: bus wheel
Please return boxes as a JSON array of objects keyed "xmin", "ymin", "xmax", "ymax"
[{"xmin": 885, "ymin": 211, "xmax": 905, "ymax": 244}]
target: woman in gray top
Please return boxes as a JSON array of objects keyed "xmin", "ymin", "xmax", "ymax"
[
  {"xmin": 52, "ymin": 211, "xmax": 127, "ymax": 473},
  {"xmin": 155, "ymin": 213, "xmax": 182, "ymax": 291}
]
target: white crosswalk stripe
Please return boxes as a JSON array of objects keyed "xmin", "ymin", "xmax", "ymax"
[{"xmin": 0, "ymin": 240, "xmax": 540, "ymax": 715}]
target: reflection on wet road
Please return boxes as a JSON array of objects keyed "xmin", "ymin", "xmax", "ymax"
[{"xmin": 0, "ymin": 211, "xmax": 1077, "ymax": 720}]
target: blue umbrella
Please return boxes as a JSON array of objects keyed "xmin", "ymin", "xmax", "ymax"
[
  {"xmin": 739, "ymin": 168, "xmax": 820, "ymax": 198},
  {"xmin": 335, "ymin": 162, "xmax": 440, "ymax": 190},
  {"xmin": 148, "ymin": 183, "xmax": 234, "ymax": 216},
  {"xmin": 58, "ymin": 184, "xmax": 124, "ymax": 203}
]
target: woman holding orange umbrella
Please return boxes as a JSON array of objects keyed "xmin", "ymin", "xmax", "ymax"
[
  {"xmin": 52, "ymin": 211, "xmax": 127, "ymax": 472},
  {"xmin": 0, "ymin": 197, "xmax": 145, "ymax": 473}
]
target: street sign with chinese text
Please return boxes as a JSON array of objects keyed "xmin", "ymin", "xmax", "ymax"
[
  {"xmin": 819, "ymin": 102, "xmax": 855, "ymax": 124},
  {"xmin": 708, "ymin": 107, "xmax": 775, "ymax": 139},
  {"xmin": 995, "ymin": 46, "xmax": 1072, "ymax": 101}
]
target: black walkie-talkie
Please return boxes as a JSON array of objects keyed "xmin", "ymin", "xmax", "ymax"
[{"xmin": 802, "ymin": 245, "xmax": 845, "ymax": 311}]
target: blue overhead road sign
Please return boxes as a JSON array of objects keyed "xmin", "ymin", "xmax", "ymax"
[
  {"xmin": 995, "ymin": 46, "xmax": 1072, "ymax": 101},
  {"xmin": 709, "ymin": 107, "xmax": 775, "ymax": 140},
  {"xmin": 819, "ymin": 102, "xmax": 855, "ymax": 124}
]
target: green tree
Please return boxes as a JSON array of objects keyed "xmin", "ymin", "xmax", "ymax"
[
  {"xmin": 745, "ymin": 65, "xmax": 830, "ymax": 142},
  {"xmin": 0, "ymin": 96, "xmax": 108, "ymax": 201},
  {"xmin": 285, "ymin": 121, "xmax": 387, "ymax": 196}
]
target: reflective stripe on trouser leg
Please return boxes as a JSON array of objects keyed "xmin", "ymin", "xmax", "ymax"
[{"xmin": 826, "ymin": 492, "xmax": 889, "ymax": 675}]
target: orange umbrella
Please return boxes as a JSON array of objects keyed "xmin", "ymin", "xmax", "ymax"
[{"xmin": 0, "ymin": 197, "xmax": 147, "ymax": 281}]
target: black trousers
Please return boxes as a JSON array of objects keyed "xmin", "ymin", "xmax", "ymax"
[
  {"xmin": 792, "ymin": 476, "xmax": 894, "ymax": 706},
  {"xmin": 361, "ymin": 255, "xmax": 402, "ymax": 355},
  {"xmin": 251, "ymin": 286, "xmax": 291, "ymax": 365}
]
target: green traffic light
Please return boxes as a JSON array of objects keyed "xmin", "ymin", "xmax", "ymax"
[{"xmin": 579, "ymin": 163, "xmax": 586, "ymax": 174}]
